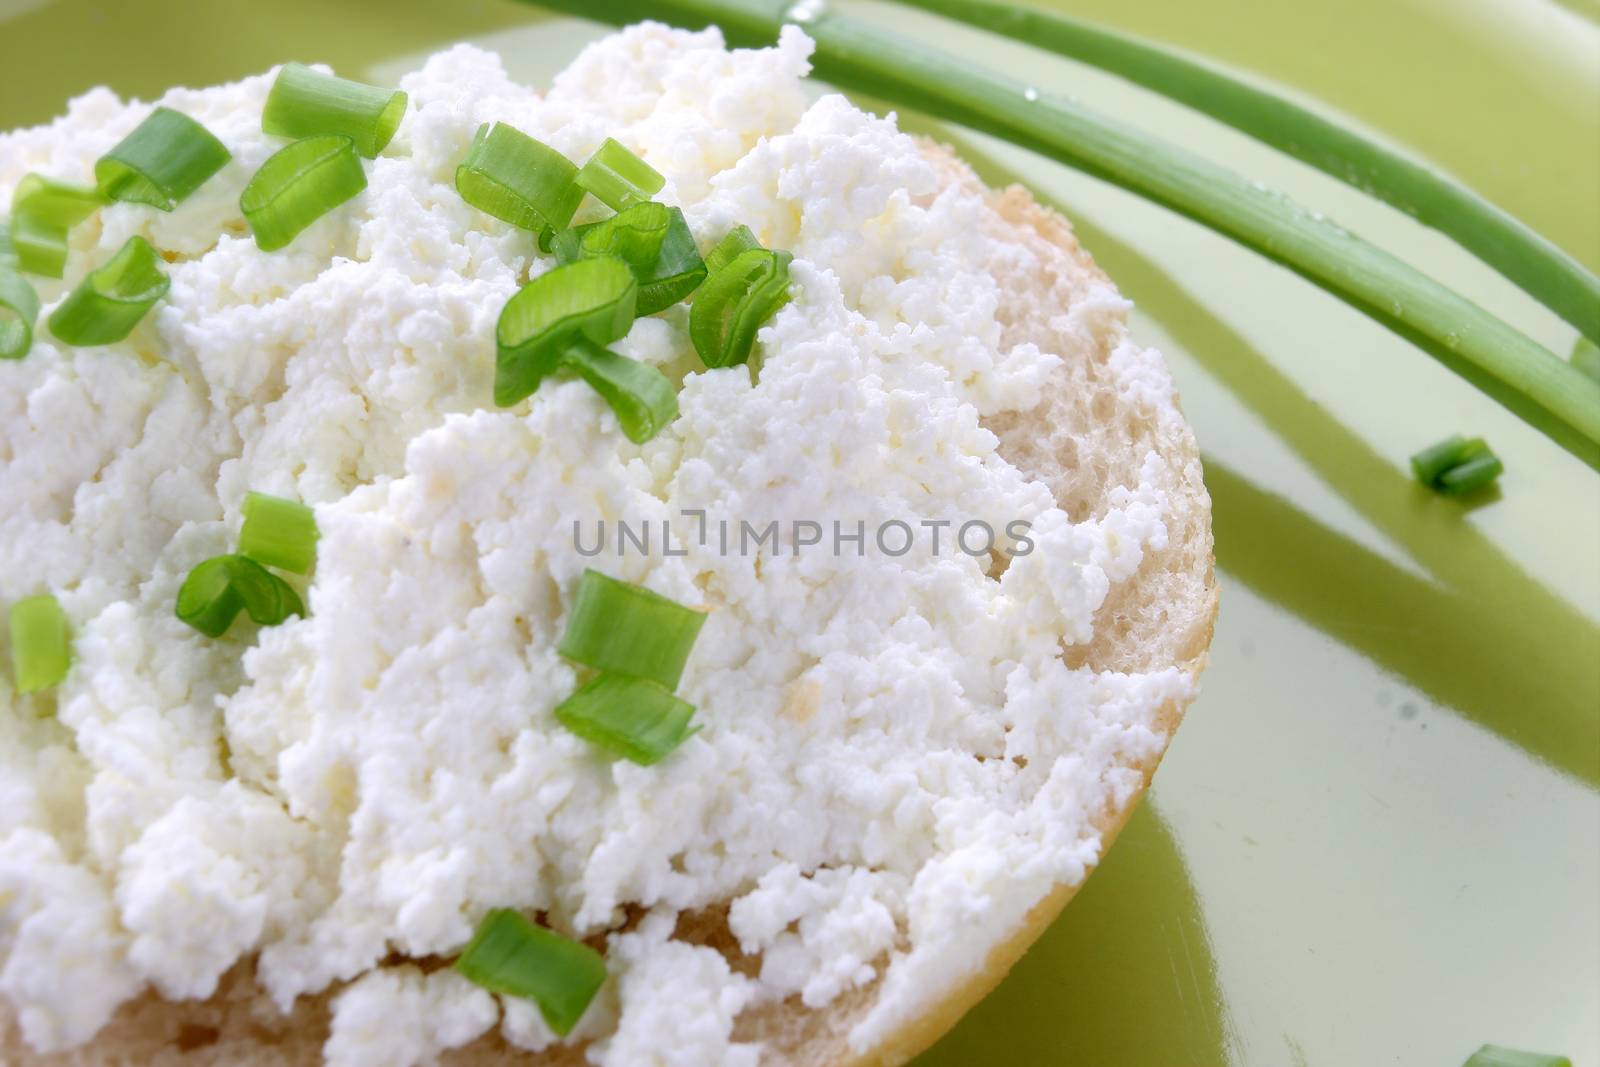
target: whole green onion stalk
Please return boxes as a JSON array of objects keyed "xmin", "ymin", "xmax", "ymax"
[
  {"xmin": 896, "ymin": 0, "xmax": 1600, "ymax": 347},
  {"xmin": 521, "ymin": 0, "xmax": 1600, "ymax": 471}
]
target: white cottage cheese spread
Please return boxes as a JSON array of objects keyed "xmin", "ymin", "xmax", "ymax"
[{"xmin": 0, "ymin": 23, "xmax": 1188, "ymax": 1066}]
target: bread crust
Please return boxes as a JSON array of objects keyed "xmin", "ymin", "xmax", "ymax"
[{"xmin": 2, "ymin": 140, "xmax": 1217, "ymax": 1067}]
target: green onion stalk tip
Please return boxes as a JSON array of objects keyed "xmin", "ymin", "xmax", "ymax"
[{"xmin": 518, "ymin": 0, "xmax": 1600, "ymax": 471}]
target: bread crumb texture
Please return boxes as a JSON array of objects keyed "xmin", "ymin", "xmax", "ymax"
[{"xmin": 0, "ymin": 22, "xmax": 1214, "ymax": 1067}]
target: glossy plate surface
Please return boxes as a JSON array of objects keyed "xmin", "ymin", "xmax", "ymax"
[{"xmin": 2, "ymin": 0, "xmax": 1596, "ymax": 1063}]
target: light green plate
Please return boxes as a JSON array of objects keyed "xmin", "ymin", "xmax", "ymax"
[{"xmin": 3, "ymin": 0, "xmax": 1596, "ymax": 1063}]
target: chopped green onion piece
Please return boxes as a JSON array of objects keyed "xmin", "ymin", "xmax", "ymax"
[
  {"xmin": 96, "ymin": 107, "xmax": 231, "ymax": 210},
  {"xmin": 1410, "ymin": 435, "xmax": 1475, "ymax": 486},
  {"xmin": 558, "ymin": 569, "xmax": 705, "ymax": 689},
  {"xmin": 9, "ymin": 593, "xmax": 70, "ymax": 694},
  {"xmin": 9, "ymin": 175, "xmax": 104, "ymax": 278},
  {"xmin": 0, "ymin": 268, "xmax": 40, "ymax": 360},
  {"xmin": 1463, "ymin": 1046, "xmax": 1572, "ymax": 1067},
  {"xmin": 16, "ymin": 220, "xmax": 74, "ymax": 280},
  {"xmin": 689, "ymin": 247, "xmax": 793, "ymax": 369},
  {"xmin": 47, "ymin": 235, "xmax": 168, "ymax": 347},
  {"xmin": 562, "ymin": 203, "xmax": 707, "ymax": 316},
  {"xmin": 555, "ymin": 672, "xmax": 697, "ymax": 765},
  {"xmin": 1410, "ymin": 435, "xmax": 1502, "ymax": 496},
  {"xmin": 456, "ymin": 122, "xmax": 584, "ymax": 235},
  {"xmin": 574, "ymin": 137, "xmax": 665, "ymax": 211},
  {"xmin": 495, "ymin": 257, "xmax": 637, "ymax": 407},
  {"xmin": 226, "ymin": 554, "xmax": 302, "ymax": 625},
  {"xmin": 0, "ymin": 221, "xmax": 15, "ymax": 268},
  {"xmin": 1437, "ymin": 452, "xmax": 1504, "ymax": 496},
  {"xmin": 454, "ymin": 909, "xmax": 606, "ymax": 1036},
  {"xmin": 239, "ymin": 491, "xmax": 318, "ymax": 574},
  {"xmin": 9, "ymin": 217, "xmax": 69, "ymax": 280},
  {"xmin": 240, "ymin": 135, "xmax": 367, "ymax": 252},
  {"xmin": 262, "ymin": 63, "xmax": 407, "ymax": 158},
  {"xmin": 562, "ymin": 338, "xmax": 678, "ymax": 444},
  {"xmin": 634, "ymin": 208, "xmax": 706, "ymax": 314},
  {"xmin": 549, "ymin": 226, "xmax": 584, "ymax": 265},
  {"xmin": 176, "ymin": 554, "xmax": 304, "ymax": 638},
  {"xmin": 175, "ymin": 556, "xmax": 243, "ymax": 638},
  {"xmin": 12, "ymin": 174, "xmax": 104, "ymax": 229},
  {"xmin": 573, "ymin": 200, "xmax": 671, "ymax": 269},
  {"xmin": 704, "ymin": 224, "xmax": 760, "ymax": 275}
]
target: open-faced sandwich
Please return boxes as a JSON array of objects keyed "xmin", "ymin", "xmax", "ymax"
[{"xmin": 0, "ymin": 22, "xmax": 1215, "ymax": 1066}]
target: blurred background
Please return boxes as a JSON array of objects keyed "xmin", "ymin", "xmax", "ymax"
[{"xmin": 3, "ymin": 0, "xmax": 1596, "ymax": 1063}]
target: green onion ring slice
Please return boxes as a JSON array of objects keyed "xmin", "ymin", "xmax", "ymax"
[
  {"xmin": 175, "ymin": 556, "xmax": 246, "ymax": 638},
  {"xmin": 1410, "ymin": 435, "xmax": 1503, "ymax": 496},
  {"xmin": 456, "ymin": 122, "xmax": 584, "ymax": 235},
  {"xmin": 11, "ymin": 174, "xmax": 104, "ymax": 229},
  {"xmin": 689, "ymin": 247, "xmax": 794, "ymax": 370},
  {"xmin": 563, "ymin": 203, "xmax": 707, "ymax": 315},
  {"xmin": 1437, "ymin": 452, "xmax": 1503, "ymax": 496},
  {"xmin": 554, "ymin": 672, "xmax": 698, "ymax": 765},
  {"xmin": 47, "ymin": 235, "xmax": 169, "ymax": 347},
  {"xmin": 0, "ymin": 267, "xmax": 41, "ymax": 360},
  {"xmin": 175, "ymin": 554, "xmax": 304, "ymax": 638},
  {"xmin": 96, "ymin": 107, "xmax": 232, "ymax": 210},
  {"xmin": 10, "ymin": 593, "xmax": 71, "ymax": 694},
  {"xmin": 703, "ymin": 224, "xmax": 760, "ymax": 275},
  {"xmin": 454, "ymin": 909, "xmax": 606, "ymax": 1036},
  {"xmin": 495, "ymin": 256, "xmax": 637, "ymax": 407},
  {"xmin": 262, "ymin": 63, "xmax": 408, "ymax": 158},
  {"xmin": 574, "ymin": 137, "xmax": 665, "ymax": 211},
  {"xmin": 8, "ymin": 216, "xmax": 70, "ymax": 280},
  {"xmin": 239, "ymin": 135, "xmax": 367, "ymax": 252},
  {"xmin": 558, "ymin": 568, "xmax": 706, "ymax": 690},
  {"xmin": 562, "ymin": 338, "xmax": 679, "ymax": 444},
  {"xmin": 239, "ymin": 491, "xmax": 319, "ymax": 575},
  {"xmin": 571, "ymin": 200, "xmax": 672, "ymax": 269},
  {"xmin": 9, "ymin": 175, "xmax": 105, "ymax": 278},
  {"xmin": 1410, "ymin": 435, "xmax": 1473, "ymax": 487}
]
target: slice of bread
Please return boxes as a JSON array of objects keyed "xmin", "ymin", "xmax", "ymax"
[{"xmin": 0, "ymin": 139, "xmax": 1216, "ymax": 1067}]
